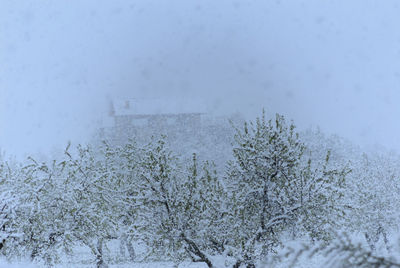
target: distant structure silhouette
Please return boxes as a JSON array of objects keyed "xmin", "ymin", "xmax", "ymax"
[{"xmin": 100, "ymin": 98, "xmax": 206, "ymax": 143}]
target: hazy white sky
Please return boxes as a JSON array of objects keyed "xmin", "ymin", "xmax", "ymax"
[{"xmin": 1, "ymin": 0, "xmax": 400, "ymax": 157}]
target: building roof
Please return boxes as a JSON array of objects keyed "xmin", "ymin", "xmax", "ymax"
[{"xmin": 112, "ymin": 98, "xmax": 208, "ymax": 116}]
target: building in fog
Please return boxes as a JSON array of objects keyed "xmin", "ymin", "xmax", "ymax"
[
  {"xmin": 100, "ymin": 98, "xmax": 207, "ymax": 142},
  {"xmin": 96, "ymin": 98, "xmax": 242, "ymax": 169}
]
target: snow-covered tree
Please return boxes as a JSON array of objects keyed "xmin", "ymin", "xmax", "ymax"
[
  {"xmin": 224, "ymin": 111, "xmax": 348, "ymax": 266},
  {"xmin": 118, "ymin": 137, "xmax": 227, "ymax": 267},
  {"xmin": 346, "ymin": 151, "xmax": 400, "ymax": 252},
  {"xmin": 302, "ymin": 128, "xmax": 400, "ymax": 252},
  {"xmin": 0, "ymin": 159, "xmax": 24, "ymax": 260},
  {"xmin": 0, "ymin": 156, "xmax": 75, "ymax": 265},
  {"xmin": 59, "ymin": 143, "xmax": 130, "ymax": 268}
]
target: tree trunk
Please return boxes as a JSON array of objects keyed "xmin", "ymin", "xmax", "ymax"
[
  {"xmin": 382, "ymin": 230, "xmax": 391, "ymax": 253},
  {"xmin": 96, "ymin": 239, "xmax": 108, "ymax": 268},
  {"xmin": 364, "ymin": 232, "xmax": 376, "ymax": 252},
  {"xmin": 119, "ymin": 238, "xmax": 125, "ymax": 259},
  {"xmin": 233, "ymin": 260, "xmax": 242, "ymax": 268},
  {"xmin": 181, "ymin": 234, "xmax": 213, "ymax": 268},
  {"xmin": 0, "ymin": 239, "xmax": 5, "ymax": 251},
  {"xmin": 30, "ymin": 246, "xmax": 38, "ymax": 261},
  {"xmin": 126, "ymin": 240, "xmax": 136, "ymax": 262},
  {"xmin": 120, "ymin": 234, "xmax": 135, "ymax": 262},
  {"xmin": 232, "ymin": 259, "xmax": 256, "ymax": 268}
]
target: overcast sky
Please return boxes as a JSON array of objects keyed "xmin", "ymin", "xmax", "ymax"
[{"xmin": 1, "ymin": 0, "xmax": 400, "ymax": 158}]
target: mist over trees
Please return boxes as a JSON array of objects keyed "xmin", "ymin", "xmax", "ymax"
[{"xmin": 0, "ymin": 111, "xmax": 400, "ymax": 267}]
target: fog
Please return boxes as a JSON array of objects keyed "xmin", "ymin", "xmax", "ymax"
[{"xmin": 1, "ymin": 0, "xmax": 400, "ymax": 158}]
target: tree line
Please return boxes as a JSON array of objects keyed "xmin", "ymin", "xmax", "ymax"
[{"xmin": 0, "ymin": 111, "xmax": 399, "ymax": 267}]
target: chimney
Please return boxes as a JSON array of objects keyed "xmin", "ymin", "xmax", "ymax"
[
  {"xmin": 108, "ymin": 99, "xmax": 115, "ymax": 117},
  {"xmin": 125, "ymin": 100, "xmax": 130, "ymax": 109}
]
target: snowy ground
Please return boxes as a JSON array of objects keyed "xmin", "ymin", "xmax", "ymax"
[
  {"xmin": 0, "ymin": 262, "xmax": 206, "ymax": 268},
  {"xmin": 0, "ymin": 257, "xmax": 326, "ymax": 268},
  {"xmin": 1, "ymin": 235, "xmax": 393, "ymax": 268},
  {"xmin": 0, "ymin": 250, "xmax": 324, "ymax": 268}
]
